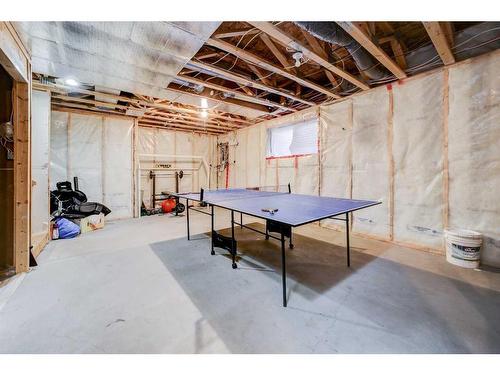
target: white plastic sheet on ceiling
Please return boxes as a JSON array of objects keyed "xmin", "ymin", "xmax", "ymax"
[
  {"xmin": 31, "ymin": 90, "xmax": 51, "ymax": 239},
  {"xmin": 448, "ymin": 53, "xmax": 500, "ymax": 266},
  {"xmin": 392, "ymin": 72, "xmax": 444, "ymax": 249},
  {"xmin": 50, "ymin": 111, "xmax": 134, "ymax": 220},
  {"xmin": 351, "ymin": 88, "xmax": 391, "ymax": 238}
]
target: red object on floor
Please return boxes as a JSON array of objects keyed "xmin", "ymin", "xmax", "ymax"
[{"xmin": 161, "ymin": 198, "xmax": 177, "ymax": 213}]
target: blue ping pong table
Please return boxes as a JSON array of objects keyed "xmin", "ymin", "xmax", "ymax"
[{"xmin": 171, "ymin": 187, "xmax": 380, "ymax": 307}]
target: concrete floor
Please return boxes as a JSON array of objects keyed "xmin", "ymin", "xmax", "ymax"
[{"xmin": 0, "ymin": 210, "xmax": 499, "ymax": 353}]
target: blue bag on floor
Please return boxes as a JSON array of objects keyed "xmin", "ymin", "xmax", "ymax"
[{"xmin": 55, "ymin": 217, "xmax": 80, "ymax": 239}]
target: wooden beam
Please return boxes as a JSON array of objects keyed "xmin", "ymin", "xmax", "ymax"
[
  {"xmin": 247, "ymin": 63, "xmax": 273, "ymax": 86},
  {"xmin": 34, "ymin": 82, "xmax": 253, "ymax": 125},
  {"xmin": 176, "ymin": 73, "xmax": 292, "ymax": 112},
  {"xmin": 139, "ymin": 118, "xmax": 226, "ymax": 134},
  {"xmin": 248, "ymin": 22, "xmax": 369, "ymax": 90},
  {"xmin": 145, "ymin": 107, "xmax": 244, "ymax": 129},
  {"xmin": 206, "ymin": 37, "xmax": 340, "ymax": 99},
  {"xmin": 188, "ymin": 59, "xmax": 314, "ymax": 106},
  {"xmin": 298, "ymin": 29, "xmax": 340, "ymax": 88},
  {"xmin": 13, "ymin": 81, "xmax": 30, "ymax": 273},
  {"xmin": 390, "ymin": 38, "xmax": 407, "ymax": 70},
  {"xmin": 214, "ymin": 28, "xmax": 260, "ymax": 39},
  {"xmin": 423, "ymin": 22, "xmax": 456, "ymax": 65},
  {"xmin": 337, "ymin": 22, "xmax": 407, "ymax": 79},
  {"xmin": 138, "ymin": 118, "xmax": 226, "ymax": 134},
  {"xmin": 167, "ymin": 84, "xmax": 269, "ymax": 114},
  {"xmin": 259, "ymin": 34, "xmax": 295, "ymax": 71}
]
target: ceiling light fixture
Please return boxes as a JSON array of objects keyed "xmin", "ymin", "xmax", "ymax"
[
  {"xmin": 64, "ymin": 78, "xmax": 79, "ymax": 87},
  {"xmin": 292, "ymin": 51, "xmax": 304, "ymax": 68}
]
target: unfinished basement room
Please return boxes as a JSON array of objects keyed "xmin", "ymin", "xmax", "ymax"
[{"xmin": 1, "ymin": 2, "xmax": 500, "ymax": 369}]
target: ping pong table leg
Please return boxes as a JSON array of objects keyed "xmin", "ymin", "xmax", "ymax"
[
  {"xmin": 231, "ymin": 210, "xmax": 237, "ymax": 269},
  {"xmin": 289, "ymin": 230, "xmax": 294, "ymax": 249},
  {"xmin": 346, "ymin": 212, "xmax": 350, "ymax": 267},
  {"xmin": 186, "ymin": 199, "xmax": 190, "ymax": 240},
  {"xmin": 281, "ymin": 231, "xmax": 287, "ymax": 307},
  {"xmin": 210, "ymin": 204, "xmax": 215, "ymax": 255},
  {"xmin": 240, "ymin": 212, "xmax": 243, "ymax": 228}
]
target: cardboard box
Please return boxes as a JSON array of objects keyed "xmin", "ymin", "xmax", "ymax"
[{"xmin": 79, "ymin": 213, "xmax": 105, "ymax": 234}]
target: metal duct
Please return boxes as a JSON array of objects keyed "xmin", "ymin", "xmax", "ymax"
[{"xmin": 294, "ymin": 22, "xmax": 390, "ymax": 80}]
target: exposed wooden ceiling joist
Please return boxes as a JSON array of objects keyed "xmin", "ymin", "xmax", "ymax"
[
  {"xmin": 34, "ymin": 82, "xmax": 252, "ymax": 125},
  {"xmin": 206, "ymin": 37, "xmax": 340, "ymax": 99},
  {"xmin": 168, "ymin": 82, "xmax": 271, "ymax": 113},
  {"xmin": 188, "ymin": 59, "xmax": 315, "ymax": 106},
  {"xmin": 248, "ymin": 22, "xmax": 370, "ymax": 90},
  {"xmin": 176, "ymin": 73, "xmax": 293, "ymax": 112},
  {"xmin": 213, "ymin": 28, "xmax": 260, "ymax": 39},
  {"xmin": 422, "ymin": 22, "xmax": 456, "ymax": 65},
  {"xmin": 138, "ymin": 119, "xmax": 224, "ymax": 134},
  {"xmin": 141, "ymin": 114, "xmax": 232, "ymax": 132},
  {"xmin": 337, "ymin": 22, "xmax": 407, "ymax": 79}
]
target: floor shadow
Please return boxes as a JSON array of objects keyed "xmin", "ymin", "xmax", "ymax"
[{"xmin": 149, "ymin": 227, "xmax": 500, "ymax": 353}]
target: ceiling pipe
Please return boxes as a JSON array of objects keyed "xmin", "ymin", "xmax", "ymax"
[{"xmin": 294, "ymin": 22, "xmax": 390, "ymax": 80}]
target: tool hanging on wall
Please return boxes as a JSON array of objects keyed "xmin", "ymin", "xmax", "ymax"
[{"xmin": 215, "ymin": 138, "xmax": 238, "ymax": 189}]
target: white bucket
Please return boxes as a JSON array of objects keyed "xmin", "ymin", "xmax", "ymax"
[{"xmin": 444, "ymin": 229, "xmax": 482, "ymax": 269}]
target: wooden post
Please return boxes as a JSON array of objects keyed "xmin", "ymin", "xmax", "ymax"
[
  {"xmin": 442, "ymin": 69, "xmax": 450, "ymax": 235},
  {"xmin": 13, "ymin": 81, "xmax": 30, "ymax": 273},
  {"xmin": 387, "ymin": 88, "xmax": 395, "ymax": 241}
]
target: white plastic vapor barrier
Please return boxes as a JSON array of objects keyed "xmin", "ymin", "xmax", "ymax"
[
  {"xmin": 31, "ymin": 90, "xmax": 51, "ymax": 239},
  {"xmin": 50, "ymin": 111, "xmax": 134, "ymax": 220},
  {"xmin": 137, "ymin": 126, "xmax": 214, "ymax": 209},
  {"xmin": 392, "ymin": 72, "xmax": 444, "ymax": 248},
  {"xmin": 103, "ymin": 117, "xmax": 133, "ymax": 220},
  {"xmin": 448, "ymin": 53, "xmax": 500, "ymax": 267},
  {"xmin": 352, "ymin": 88, "xmax": 390, "ymax": 238},
  {"xmin": 69, "ymin": 114, "xmax": 103, "ymax": 203},
  {"xmin": 50, "ymin": 111, "xmax": 69, "ymax": 187},
  {"xmin": 320, "ymin": 100, "xmax": 352, "ymax": 229},
  {"xmin": 246, "ymin": 125, "xmax": 262, "ymax": 188}
]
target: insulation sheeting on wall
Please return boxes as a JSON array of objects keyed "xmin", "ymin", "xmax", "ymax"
[
  {"xmin": 294, "ymin": 154, "xmax": 319, "ymax": 195},
  {"xmin": 319, "ymin": 100, "xmax": 352, "ymax": 229},
  {"xmin": 49, "ymin": 111, "xmax": 69, "ymax": 188},
  {"xmin": 175, "ymin": 131, "xmax": 194, "ymax": 193},
  {"xmin": 68, "ymin": 114, "xmax": 103, "ymax": 203},
  {"xmin": 392, "ymin": 72, "xmax": 444, "ymax": 248},
  {"xmin": 246, "ymin": 125, "xmax": 261, "ymax": 188},
  {"xmin": 50, "ymin": 111, "xmax": 134, "ymax": 220},
  {"xmin": 103, "ymin": 117, "xmax": 133, "ymax": 220},
  {"xmin": 234, "ymin": 128, "xmax": 247, "ymax": 188},
  {"xmin": 31, "ymin": 90, "xmax": 51, "ymax": 238},
  {"xmin": 137, "ymin": 127, "xmax": 214, "ymax": 208},
  {"xmin": 448, "ymin": 54, "xmax": 500, "ymax": 266},
  {"xmin": 351, "ymin": 88, "xmax": 390, "ymax": 238}
]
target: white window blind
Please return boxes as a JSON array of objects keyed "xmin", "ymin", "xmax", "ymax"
[{"xmin": 266, "ymin": 119, "xmax": 318, "ymax": 158}]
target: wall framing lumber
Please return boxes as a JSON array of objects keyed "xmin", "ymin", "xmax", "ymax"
[
  {"xmin": 13, "ymin": 80, "xmax": 30, "ymax": 273},
  {"xmin": 442, "ymin": 68, "xmax": 450, "ymax": 232}
]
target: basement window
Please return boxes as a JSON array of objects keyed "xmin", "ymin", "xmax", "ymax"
[{"xmin": 266, "ymin": 119, "xmax": 318, "ymax": 158}]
